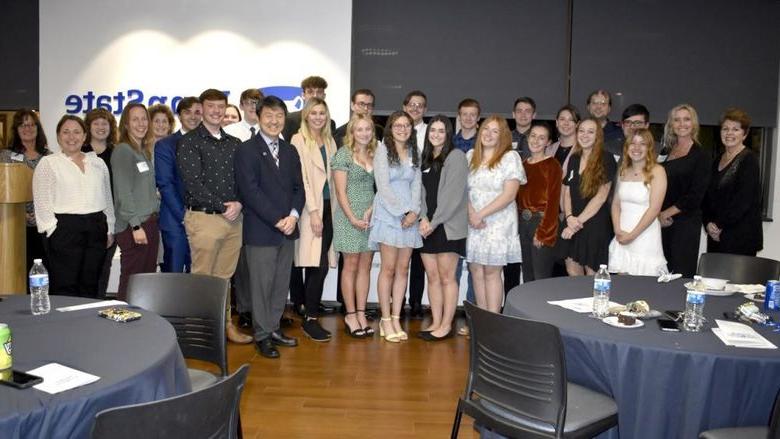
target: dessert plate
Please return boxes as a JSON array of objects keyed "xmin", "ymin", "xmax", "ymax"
[
  {"xmin": 683, "ymin": 282, "xmax": 737, "ymax": 296},
  {"xmin": 602, "ymin": 316, "xmax": 644, "ymax": 329}
]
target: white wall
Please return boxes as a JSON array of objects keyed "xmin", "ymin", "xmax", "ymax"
[{"xmin": 39, "ymin": 0, "xmax": 352, "ymax": 146}]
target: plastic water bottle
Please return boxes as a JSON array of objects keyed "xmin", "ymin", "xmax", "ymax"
[
  {"xmin": 592, "ymin": 264, "xmax": 611, "ymax": 318},
  {"xmin": 683, "ymin": 275, "xmax": 706, "ymax": 332},
  {"xmin": 29, "ymin": 259, "xmax": 50, "ymax": 316}
]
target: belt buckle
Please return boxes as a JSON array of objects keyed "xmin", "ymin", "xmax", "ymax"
[{"xmin": 521, "ymin": 209, "xmax": 532, "ymax": 221}]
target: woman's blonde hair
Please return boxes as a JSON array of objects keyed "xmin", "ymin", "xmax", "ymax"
[
  {"xmin": 344, "ymin": 113, "xmax": 377, "ymax": 157},
  {"xmin": 619, "ymin": 128, "xmax": 657, "ymax": 185},
  {"xmin": 299, "ymin": 97, "xmax": 337, "ymax": 158},
  {"xmin": 662, "ymin": 103, "xmax": 700, "ymax": 149}
]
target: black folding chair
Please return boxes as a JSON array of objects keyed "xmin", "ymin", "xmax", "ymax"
[
  {"xmin": 92, "ymin": 363, "xmax": 249, "ymax": 439},
  {"xmin": 126, "ymin": 273, "xmax": 244, "ymax": 437},
  {"xmin": 699, "ymin": 387, "xmax": 780, "ymax": 439},
  {"xmin": 697, "ymin": 253, "xmax": 780, "ymax": 285},
  {"xmin": 452, "ymin": 302, "xmax": 618, "ymax": 438}
]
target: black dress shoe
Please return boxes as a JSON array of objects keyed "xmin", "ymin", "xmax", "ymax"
[
  {"xmin": 256, "ymin": 339, "xmax": 279, "ymax": 359},
  {"xmin": 318, "ymin": 303, "xmax": 336, "ymax": 315},
  {"xmin": 421, "ymin": 330, "xmax": 454, "ymax": 342},
  {"xmin": 280, "ymin": 315, "xmax": 295, "ymax": 327},
  {"xmin": 238, "ymin": 312, "xmax": 252, "ymax": 329},
  {"xmin": 294, "ymin": 303, "xmax": 306, "ymax": 317},
  {"xmin": 410, "ymin": 304, "xmax": 425, "ymax": 319},
  {"xmin": 270, "ymin": 330, "xmax": 298, "ymax": 347},
  {"xmin": 302, "ymin": 318, "xmax": 331, "ymax": 342}
]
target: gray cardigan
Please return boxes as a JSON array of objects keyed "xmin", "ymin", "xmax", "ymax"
[
  {"xmin": 420, "ymin": 148, "xmax": 469, "ymax": 240},
  {"xmin": 111, "ymin": 143, "xmax": 159, "ymax": 233}
]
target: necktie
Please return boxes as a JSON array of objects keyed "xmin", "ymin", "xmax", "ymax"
[
  {"xmin": 249, "ymin": 126, "xmax": 256, "ymax": 138},
  {"xmin": 270, "ymin": 141, "xmax": 279, "ymax": 167}
]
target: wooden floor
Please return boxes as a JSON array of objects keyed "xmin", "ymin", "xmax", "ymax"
[{"xmin": 220, "ymin": 310, "xmax": 479, "ymax": 438}]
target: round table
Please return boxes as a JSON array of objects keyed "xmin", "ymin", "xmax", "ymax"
[
  {"xmin": 0, "ymin": 296, "xmax": 192, "ymax": 438},
  {"xmin": 503, "ymin": 275, "xmax": 780, "ymax": 439}
]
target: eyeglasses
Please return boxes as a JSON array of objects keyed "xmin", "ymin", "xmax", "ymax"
[
  {"xmin": 590, "ymin": 100, "xmax": 609, "ymax": 106},
  {"xmin": 19, "ymin": 123, "xmax": 36, "ymax": 129},
  {"xmin": 392, "ymin": 124, "xmax": 411, "ymax": 130},
  {"xmin": 354, "ymin": 101, "xmax": 374, "ymax": 109},
  {"xmin": 623, "ymin": 120, "xmax": 647, "ymax": 128},
  {"xmin": 405, "ymin": 102, "xmax": 426, "ymax": 110}
]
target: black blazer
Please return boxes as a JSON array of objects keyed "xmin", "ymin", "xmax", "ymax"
[{"xmin": 234, "ymin": 134, "xmax": 305, "ymax": 246}]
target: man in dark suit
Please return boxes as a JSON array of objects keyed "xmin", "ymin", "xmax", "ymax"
[
  {"xmin": 234, "ymin": 96, "xmax": 305, "ymax": 359},
  {"xmin": 154, "ymin": 96, "xmax": 201, "ymax": 273}
]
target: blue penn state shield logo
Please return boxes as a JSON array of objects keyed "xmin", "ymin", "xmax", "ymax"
[{"xmin": 260, "ymin": 86, "xmax": 303, "ymax": 111}]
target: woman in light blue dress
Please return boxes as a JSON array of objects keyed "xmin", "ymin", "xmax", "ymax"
[
  {"xmin": 369, "ymin": 110, "xmax": 422, "ymax": 342},
  {"xmin": 466, "ymin": 115, "xmax": 525, "ymax": 313}
]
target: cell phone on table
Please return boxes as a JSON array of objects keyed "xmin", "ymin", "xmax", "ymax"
[
  {"xmin": 657, "ymin": 319, "xmax": 680, "ymax": 332},
  {"xmin": 0, "ymin": 370, "xmax": 43, "ymax": 389}
]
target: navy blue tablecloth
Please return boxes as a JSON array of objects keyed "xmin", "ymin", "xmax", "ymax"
[
  {"xmin": 503, "ymin": 275, "xmax": 780, "ymax": 439},
  {"xmin": 0, "ymin": 296, "xmax": 191, "ymax": 438}
]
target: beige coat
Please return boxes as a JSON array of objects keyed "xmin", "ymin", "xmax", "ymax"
[{"xmin": 291, "ymin": 133, "xmax": 338, "ymax": 268}]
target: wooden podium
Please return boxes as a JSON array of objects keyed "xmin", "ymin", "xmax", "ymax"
[{"xmin": 0, "ymin": 162, "xmax": 33, "ymax": 294}]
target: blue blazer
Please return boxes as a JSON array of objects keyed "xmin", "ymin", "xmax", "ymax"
[
  {"xmin": 234, "ymin": 134, "xmax": 305, "ymax": 246},
  {"xmin": 154, "ymin": 131, "xmax": 186, "ymax": 232}
]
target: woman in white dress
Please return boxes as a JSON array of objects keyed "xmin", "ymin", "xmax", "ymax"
[
  {"xmin": 466, "ymin": 115, "xmax": 526, "ymax": 313},
  {"xmin": 608, "ymin": 129, "xmax": 668, "ymax": 275}
]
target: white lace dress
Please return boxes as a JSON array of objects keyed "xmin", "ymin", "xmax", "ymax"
[
  {"xmin": 465, "ymin": 150, "xmax": 526, "ymax": 266},
  {"xmin": 608, "ymin": 180, "xmax": 668, "ymax": 275}
]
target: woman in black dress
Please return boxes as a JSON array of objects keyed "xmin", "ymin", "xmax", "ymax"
[
  {"xmin": 561, "ymin": 118, "xmax": 616, "ymax": 275},
  {"xmin": 0, "ymin": 109, "xmax": 50, "ymax": 277},
  {"xmin": 659, "ymin": 104, "xmax": 711, "ymax": 277},
  {"xmin": 702, "ymin": 108, "xmax": 762, "ymax": 255},
  {"xmin": 417, "ymin": 116, "xmax": 468, "ymax": 341}
]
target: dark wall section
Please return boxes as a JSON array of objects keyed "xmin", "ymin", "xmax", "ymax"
[
  {"xmin": 0, "ymin": 0, "xmax": 39, "ymax": 109},
  {"xmin": 353, "ymin": 0, "xmax": 779, "ymax": 127},
  {"xmin": 352, "ymin": 0, "xmax": 569, "ymax": 119},
  {"xmin": 570, "ymin": 0, "xmax": 779, "ymax": 126}
]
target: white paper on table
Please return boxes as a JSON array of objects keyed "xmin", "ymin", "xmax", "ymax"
[
  {"xmin": 712, "ymin": 319, "xmax": 777, "ymax": 349},
  {"xmin": 547, "ymin": 297, "xmax": 623, "ymax": 313},
  {"xmin": 56, "ymin": 300, "xmax": 127, "ymax": 312},
  {"xmin": 27, "ymin": 362, "xmax": 101, "ymax": 394}
]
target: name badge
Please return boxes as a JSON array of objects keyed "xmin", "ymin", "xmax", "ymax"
[
  {"xmin": 567, "ymin": 169, "xmax": 574, "ymax": 182},
  {"xmin": 136, "ymin": 161, "xmax": 150, "ymax": 173},
  {"xmin": 422, "ymin": 167, "xmax": 431, "ymax": 174},
  {"xmin": 10, "ymin": 152, "xmax": 24, "ymax": 162}
]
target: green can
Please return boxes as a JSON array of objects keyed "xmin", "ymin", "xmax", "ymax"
[{"xmin": 0, "ymin": 323, "xmax": 12, "ymax": 373}]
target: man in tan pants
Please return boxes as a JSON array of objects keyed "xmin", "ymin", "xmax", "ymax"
[{"xmin": 177, "ymin": 88, "xmax": 252, "ymax": 344}]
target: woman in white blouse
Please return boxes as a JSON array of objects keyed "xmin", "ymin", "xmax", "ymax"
[{"xmin": 33, "ymin": 115, "xmax": 115, "ymax": 297}]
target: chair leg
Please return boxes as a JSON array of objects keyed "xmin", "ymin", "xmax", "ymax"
[
  {"xmin": 237, "ymin": 412, "xmax": 243, "ymax": 439},
  {"xmin": 451, "ymin": 401, "xmax": 463, "ymax": 439}
]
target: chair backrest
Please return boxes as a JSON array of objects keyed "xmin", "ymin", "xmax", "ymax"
[
  {"xmin": 126, "ymin": 273, "xmax": 228, "ymax": 376},
  {"xmin": 463, "ymin": 302, "xmax": 567, "ymax": 437},
  {"xmin": 770, "ymin": 386, "xmax": 780, "ymax": 439},
  {"xmin": 697, "ymin": 253, "xmax": 780, "ymax": 285},
  {"xmin": 92, "ymin": 363, "xmax": 250, "ymax": 439}
]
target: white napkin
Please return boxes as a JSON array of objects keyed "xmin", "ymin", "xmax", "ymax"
[{"xmin": 657, "ymin": 273, "xmax": 683, "ymax": 283}]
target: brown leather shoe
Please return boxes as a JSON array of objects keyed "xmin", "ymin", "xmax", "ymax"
[{"xmin": 227, "ymin": 321, "xmax": 253, "ymax": 344}]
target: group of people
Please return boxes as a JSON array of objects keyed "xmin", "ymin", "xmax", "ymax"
[{"xmin": 2, "ymin": 76, "xmax": 764, "ymax": 358}]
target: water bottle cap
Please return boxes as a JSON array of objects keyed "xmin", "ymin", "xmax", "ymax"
[
  {"xmin": 599, "ymin": 264, "xmax": 607, "ymax": 269},
  {"xmin": 33, "ymin": 259, "xmax": 42, "ymax": 263}
]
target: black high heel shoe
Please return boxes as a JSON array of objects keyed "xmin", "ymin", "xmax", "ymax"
[
  {"xmin": 344, "ymin": 311, "xmax": 366, "ymax": 338},
  {"xmin": 357, "ymin": 309, "xmax": 374, "ymax": 336}
]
